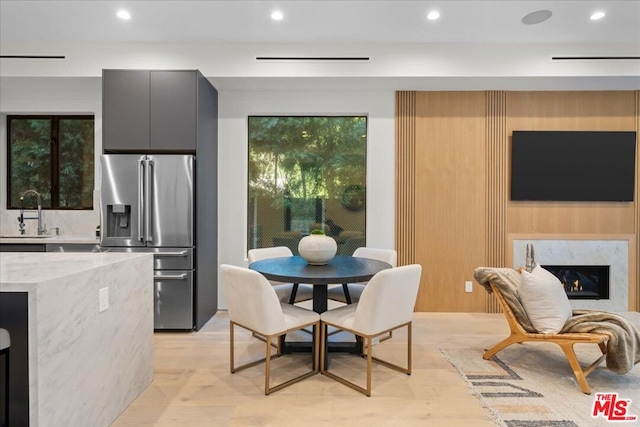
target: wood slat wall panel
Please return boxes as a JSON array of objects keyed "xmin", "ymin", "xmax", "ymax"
[
  {"xmin": 395, "ymin": 90, "xmax": 639, "ymax": 312},
  {"xmin": 485, "ymin": 91, "xmax": 507, "ymax": 313},
  {"xmin": 636, "ymin": 90, "xmax": 640, "ymax": 310},
  {"xmin": 507, "ymin": 91, "xmax": 637, "ymax": 235},
  {"xmin": 413, "ymin": 92, "xmax": 487, "ymax": 312},
  {"xmin": 395, "ymin": 92, "xmax": 416, "ymax": 267},
  {"xmin": 506, "ymin": 91, "xmax": 638, "ymax": 311}
]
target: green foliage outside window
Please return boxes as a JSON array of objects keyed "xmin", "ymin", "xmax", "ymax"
[
  {"xmin": 248, "ymin": 116, "xmax": 367, "ymax": 252},
  {"xmin": 7, "ymin": 116, "xmax": 94, "ymax": 209}
]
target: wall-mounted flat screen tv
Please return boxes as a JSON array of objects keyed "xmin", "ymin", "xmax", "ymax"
[{"xmin": 511, "ymin": 131, "xmax": 636, "ymax": 202}]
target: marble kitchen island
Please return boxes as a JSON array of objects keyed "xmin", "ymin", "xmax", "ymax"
[{"xmin": 0, "ymin": 252, "xmax": 154, "ymax": 427}]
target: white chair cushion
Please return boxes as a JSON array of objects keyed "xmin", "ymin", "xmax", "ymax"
[
  {"xmin": 273, "ymin": 283, "xmax": 314, "ymax": 303},
  {"xmin": 327, "ymin": 247, "xmax": 397, "ymax": 304},
  {"xmin": 321, "ymin": 265, "xmax": 421, "ymax": 337},
  {"xmin": 224, "ymin": 265, "xmax": 287, "ymax": 335},
  {"xmin": 519, "ymin": 265, "xmax": 573, "ymax": 334},
  {"xmin": 320, "ymin": 303, "xmax": 357, "ymax": 330},
  {"xmin": 282, "ymin": 304, "xmax": 320, "ymax": 330},
  {"xmin": 327, "ymin": 283, "xmax": 365, "ymax": 303},
  {"xmin": 353, "ymin": 247, "xmax": 397, "ymax": 267},
  {"xmin": 223, "ymin": 264, "xmax": 319, "ymax": 336}
]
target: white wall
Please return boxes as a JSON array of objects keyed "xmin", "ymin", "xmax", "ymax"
[
  {"xmin": 0, "ymin": 77, "xmax": 102, "ymax": 237},
  {"xmin": 0, "ymin": 77, "xmax": 396, "ymax": 308},
  {"xmin": 217, "ymin": 89, "xmax": 395, "ymax": 307}
]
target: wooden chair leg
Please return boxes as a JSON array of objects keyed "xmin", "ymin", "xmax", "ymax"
[
  {"xmin": 558, "ymin": 342, "xmax": 592, "ymax": 394},
  {"xmin": 407, "ymin": 322, "xmax": 412, "ymax": 374},
  {"xmin": 376, "ymin": 330, "xmax": 393, "ymax": 343},
  {"xmin": 252, "ymin": 331, "xmax": 279, "ymax": 348},
  {"xmin": 265, "ymin": 336, "xmax": 272, "ymax": 395},
  {"xmin": 230, "ymin": 322, "xmax": 235, "ymax": 373},
  {"xmin": 313, "ymin": 324, "xmax": 320, "ymax": 372},
  {"xmin": 483, "ymin": 334, "xmax": 522, "ymax": 360},
  {"xmin": 365, "ymin": 335, "xmax": 372, "ymax": 397}
]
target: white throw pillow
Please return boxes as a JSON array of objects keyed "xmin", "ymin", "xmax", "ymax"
[{"xmin": 518, "ymin": 265, "xmax": 573, "ymax": 334}]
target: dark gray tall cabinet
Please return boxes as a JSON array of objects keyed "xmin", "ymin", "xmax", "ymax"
[{"xmin": 102, "ymin": 69, "xmax": 218, "ymax": 330}]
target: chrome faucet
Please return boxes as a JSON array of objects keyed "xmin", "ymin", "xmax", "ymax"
[{"xmin": 19, "ymin": 189, "xmax": 46, "ymax": 235}]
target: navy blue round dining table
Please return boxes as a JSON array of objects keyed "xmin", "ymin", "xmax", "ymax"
[{"xmin": 249, "ymin": 255, "xmax": 391, "ymax": 313}]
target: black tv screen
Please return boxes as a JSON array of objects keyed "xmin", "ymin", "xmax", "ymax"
[{"xmin": 510, "ymin": 131, "xmax": 636, "ymax": 202}]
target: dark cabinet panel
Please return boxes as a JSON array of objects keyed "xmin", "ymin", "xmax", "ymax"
[
  {"xmin": 0, "ymin": 293, "xmax": 30, "ymax": 427},
  {"xmin": 0, "ymin": 244, "xmax": 45, "ymax": 252},
  {"xmin": 102, "ymin": 70, "xmax": 150, "ymax": 151},
  {"xmin": 150, "ymin": 71, "xmax": 197, "ymax": 151},
  {"xmin": 103, "ymin": 69, "xmax": 200, "ymax": 152},
  {"xmin": 101, "ymin": 68, "xmax": 219, "ymax": 330}
]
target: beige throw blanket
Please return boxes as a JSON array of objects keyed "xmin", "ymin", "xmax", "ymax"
[{"xmin": 474, "ymin": 267, "xmax": 640, "ymax": 374}]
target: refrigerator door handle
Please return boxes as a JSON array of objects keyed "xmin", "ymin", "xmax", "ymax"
[
  {"xmin": 158, "ymin": 251, "xmax": 189, "ymax": 257},
  {"xmin": 154, "ymin": 273, "xmax": 187, "ymax": 280},
  {"xmin": 137, "ymin": 158, "xmax": 145, "ymax": 242},
  {"xmin": 144, "ymin": 159, "xmax": 153, "ymax": 243}
]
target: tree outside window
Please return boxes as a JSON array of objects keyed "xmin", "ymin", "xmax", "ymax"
[
  {"xmin": 7, "ymin": 115, "xmax": 94, "ymax": 209},
  {"xmin": 248, "ymin": 116, "xmax": 367, "ymax": 255}
]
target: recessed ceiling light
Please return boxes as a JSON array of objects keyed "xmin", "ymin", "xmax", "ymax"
[
  {"xmin": 271, "ymin": 11, "xmax": 284, "ymax": 21},
  {"xmin": 521, "ymin": 10, "xmax": 552, "ymax": 25},
  {"xmin": 117, "ymin": 10, "xmax": 131, "ymax": 20},
  {"xmin": 427, "ymin": 11, "xmax": 440, "ymax": 21},
  {"xmin": 590, "ymin": 11, "xmax": 606, "ymax": 21}
]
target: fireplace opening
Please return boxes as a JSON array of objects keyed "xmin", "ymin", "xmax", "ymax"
[{"xmin": 541, "ymin": 265, "xmax": 610, "ymax": 300}]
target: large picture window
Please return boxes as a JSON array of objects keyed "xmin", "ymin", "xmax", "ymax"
[
  {"xmin": 248, "ymin": 116, "xmax": 367, "ymax": 255},
  {"xmin": 7, "ymin": 115, "xmax": 95, "ymax": 209}
]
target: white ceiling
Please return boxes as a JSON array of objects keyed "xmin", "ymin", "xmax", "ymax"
[
  {"xmin": 0, "ymin": 1, "xmax": 638, "ymax": 90},
  {"xmin": 1, "ymin": 0, "xmax": 639, "ymax": 45}
]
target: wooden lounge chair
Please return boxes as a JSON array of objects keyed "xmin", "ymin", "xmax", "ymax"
[{"xmin": 476, "ymin": 269, "xmax": 609, "ymax": 395}]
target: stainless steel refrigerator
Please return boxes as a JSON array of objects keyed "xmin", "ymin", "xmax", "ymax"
[{"xmin": 100, "ymin": 154, "xmax": 196, "ymax": 329}]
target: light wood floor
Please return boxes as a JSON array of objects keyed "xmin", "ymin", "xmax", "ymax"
[{"xmin": 112, "ymin": 311, "xmax": 513, "ymax": 426}]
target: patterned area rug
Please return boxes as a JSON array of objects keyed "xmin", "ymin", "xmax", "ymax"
[{"xmin": 441, "ymin": 345, "xmax": 640, "ymax": 427}]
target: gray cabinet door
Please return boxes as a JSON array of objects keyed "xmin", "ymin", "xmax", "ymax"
[
  {"xmin": 150, "ymin": 71, "xmax": 197, "ymax": 151},
  {"xmin": 103, "ymin": 70, "xmax": 150, "ymax": 151}
]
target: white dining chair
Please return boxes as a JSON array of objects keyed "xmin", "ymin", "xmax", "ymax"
[
  {"xmin": 320, "ymin": 264, "xmax": 422, "ymax": 396},
  {"xmin": 222, "ymin": 264, "xmax": 320, "ymax": 395},
  {"xmin": 327, "ymin": 247, "xmax": 398, "ymax": 304},
  {"xmin": 247, "ymin": 246, "xmax": 314, "ymax": 303}
]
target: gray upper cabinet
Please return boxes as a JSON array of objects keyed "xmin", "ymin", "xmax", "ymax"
[
  {"xmin": 103, "ymin": 69, "xmax": 199, "ymax": 152},
  {"xmin": 103, "ymin": 70, "xmax": 150, "ymax": 151},
  {"xmin": 150, "ymin": 71, "xmax": 197, "ymax": 151}
]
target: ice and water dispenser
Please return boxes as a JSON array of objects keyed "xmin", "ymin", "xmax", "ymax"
[{"xmin": 105, "ymin": 203, "xmax": 132, "ymax": 238}]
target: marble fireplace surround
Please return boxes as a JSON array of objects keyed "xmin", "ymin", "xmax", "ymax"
[{"xmin": 512, "ymin": 236, "xmax": 632, "ymax": 313}]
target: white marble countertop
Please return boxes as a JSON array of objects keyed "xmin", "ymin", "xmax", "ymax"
[
  {"xmin": 0, "ymin": 251, "xmax": 154, "ymax": 426},
  {"xmin": 0, "ymin": 252, "xmax": 149, "ymax": 285},
  {"xmin": 0, "ymin": 234, "xmax": 100, "ymax": 244}
]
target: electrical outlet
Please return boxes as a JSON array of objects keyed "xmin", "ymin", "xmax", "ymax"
[
  {"xmin": 99, "ymin": 287, "xmax": 109, "ymax": 312},
  {"xmin": 465, "ymin": 281, "xmax": 473, "ymax": 293},
  {"xmin": 372, "ymin": 337, "xmax": 380, "ymax": 346}
]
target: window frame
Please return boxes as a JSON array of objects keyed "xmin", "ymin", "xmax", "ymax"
[
  {"xmin": 247, "ymin": 114, "xmax": 368, "ymax": 251},
  {"xmin": 7, "ymin": 114, "xmax": 95, "ymax": 210}
]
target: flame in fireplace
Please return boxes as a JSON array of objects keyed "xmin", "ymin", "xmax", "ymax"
[{"xmin": 569, "ymin": 279, "xmax": 583, "ymax": 292}]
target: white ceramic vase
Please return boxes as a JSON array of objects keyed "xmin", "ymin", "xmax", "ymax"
[{"xmin": 298, "ymin": 234, "xmax": 337, "ymax": 265}]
